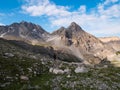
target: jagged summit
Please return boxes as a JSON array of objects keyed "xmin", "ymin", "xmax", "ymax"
[
  {"xmin": 52, "ymin": 26, "xmax": 66, "ymax": 35},
  {"xmin": 12, "ymin": 21, "xmax": 41, "ymax": 29},
  {"xmin": 68, "ymin": 22, "xmax": 83, "ymax": 31},
  {"xmin": 71, "ymin": 22, "xmax": 77, "ymax": 25},
  {"xmin": 19, "ymin": 21, "xmax": 41, "ymax": 28},
  {"xmin": 69, "ymin": 22, "xmax": 80, "ymax": 27},
  {"xmin": 0, "ymin": 21, "xmax": 49, "ymax": 43},
  {"xmin": 52, "ymin": 22, "xmax": 84, "ymax": 36},
  {"xmin": 20, "ymin": 20, "xmax": 30, "ymax": 24}
]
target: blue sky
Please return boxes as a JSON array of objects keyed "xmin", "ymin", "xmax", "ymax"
[{"xmin": 0, "ymin": 0, "xmax": 120, "ymax": 37}]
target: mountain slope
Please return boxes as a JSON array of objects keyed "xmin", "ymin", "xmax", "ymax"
[
  {"xmin": 0, "ymin": 38, "xmax": 120, "ymax": 90},
  {"xmin": 0, "ymin": 38, "xmax": 82, "ymax": 62}
]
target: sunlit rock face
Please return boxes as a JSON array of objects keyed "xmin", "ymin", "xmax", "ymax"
[{"xmin": 50, "ymin": 22, "xmax": 115, "ymax": 64}]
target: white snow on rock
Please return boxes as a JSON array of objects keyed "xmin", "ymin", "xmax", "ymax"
[
  {"xmin": 33, "ymin": 29, "xmax": 37, "ymax": 32},
  {"xmin": 0, "ymin": 33, "xmax": 6, "ymax": 37}
]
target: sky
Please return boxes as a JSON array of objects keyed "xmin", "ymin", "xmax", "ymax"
[{"xmin": 0, "ymin": 0, "xmax": 120, "ymax": 37}]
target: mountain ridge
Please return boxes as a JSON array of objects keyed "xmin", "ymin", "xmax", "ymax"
[
  {"xmin": 0, "ymin": 21, "xmax": 49, "ymax": 45},
  {"xmin": 0, "ymin": 21, "xmax": 118, "ymax": 64},
  {"xmin": 48, "ymin": 22, "xmax": 115, "ymax": 64}
]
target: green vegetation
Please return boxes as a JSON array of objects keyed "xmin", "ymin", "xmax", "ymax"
[
  {"xmin": 0, "ymin": 38, "xmax": 120, "ymax": 90},
  {"xmin": 1, "ymin": 54, "xmax": 120, "ymax": 90}
]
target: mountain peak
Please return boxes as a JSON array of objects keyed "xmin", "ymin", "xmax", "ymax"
[
  {"xmin": 68, "ymin": 22, "xmax": 82, "ymax": 31},
  {"xmin": 11, "ymin": 21, "xmax": 32, "ymax": 26},
  {"xmin": 70, "ymin": 22, "xmax": 78, "ymax": 26},
  {"xmin": 59, "ymin": 26, "xmax": 65, "ymax": 30},
  {"xmin": 51, "ymin": 26, "xmax": 66, "ymax": 35},
  {"xmin": 0, "ymin": 21, "xmax": 49, "ymax": 42},
  {"xmin": 21, "ymin": 20, "xmax": 27, "ymax": 23},
  {"xmin": 20, "ymin": 21, "xmax": 35, "ymax": 26}
]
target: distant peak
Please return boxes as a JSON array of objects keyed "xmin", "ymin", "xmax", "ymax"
[
  {"xmin": 68, "ymin": 22, "xmax": 82, "ymax": 30},
  {"xmin": 20, "ymin": 21, "xmax": 30, "ymax": 24},
  {"xmin": 21, "ymin": 20, "xmax": 26, "ymax": 23},
  {"xmin": 59, "ymin": 26, "xmax": 65, "ymax": 30},
  {"xmin": 69, "ymin": 22, "xmax": 81, "ymax": 28},
  {"xmin": 70, "ymin": 22, "xmax": 77, "ymax": 26}
]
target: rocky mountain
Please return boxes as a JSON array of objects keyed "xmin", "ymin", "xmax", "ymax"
[
  {"xmin": 0, "ymin": 21, "xmax": 49, "ymax": 44},
  {"xmin": 0, "ymin": 21, "xmax": 117, "ymax": 64},
  {"xmin": 52, "ymin": 22, "xmax": 104, "ymax": 51},
  {"xmin": 49, "ymin": 22, "xmax": 114, "ymax": 64}
]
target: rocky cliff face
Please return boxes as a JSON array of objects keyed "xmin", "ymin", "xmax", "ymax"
[
  {"xmin": 50, "ymin": 22, "xmax": 115, "ymax": 64},
  {"xmin": 52, "ymin": 22, "xmax": 103, "ymax": 50}
]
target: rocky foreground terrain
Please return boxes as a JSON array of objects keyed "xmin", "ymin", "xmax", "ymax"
[
  {"xmin": 0, "ymin": 38, "xmax": 120, "ymax": 90},
  {"xmin": 0, "ymin": 21, "xmax": 120, "ymax": 90}
]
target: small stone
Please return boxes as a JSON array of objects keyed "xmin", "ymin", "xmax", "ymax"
[
  {"xmin": 20, "ymin": 75, "xmax": 29, "ymax": 81},
  {"xmin": 4, "ymin": 53, "xmax": 14, "ymax": 57},
  {"xmin": 74, "ymin": 67, "xmax": 87, "ymax": 73},
  {"xmin": 67, "ymin": 75, "xmax": 71, "ymax": 78}
]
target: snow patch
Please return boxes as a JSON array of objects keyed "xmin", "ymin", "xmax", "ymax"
[
  {"xmin": 33, "ymin": 29, "xmax": 37, "ymax": 32},
  {"xmin": 0, "ymin": 33, "xmax": 7, "ymax": 37}
]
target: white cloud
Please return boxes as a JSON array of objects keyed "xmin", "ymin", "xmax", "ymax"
[
  {"xmin": 22, "ymin": 0, "xmax": 120, "ymax": 36},
  {"xmin": 103, "ymin": 0, "xmax": 118, "ymax": 5},
  {"xmin": 78, "ymin": 5, "xmax": 86, "ymax": 13},
  {"xmin": 22, "ymin": 0, "xmax": 70, "ymax": 17}
]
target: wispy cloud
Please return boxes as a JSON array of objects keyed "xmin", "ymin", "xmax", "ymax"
[
  {"xmin": 22, "ymin": 0, "xmax": 120, "ymax": 36},
  {"xmin": 103, "ymin": 0, "xmax": 118, "ymax": 5}
]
